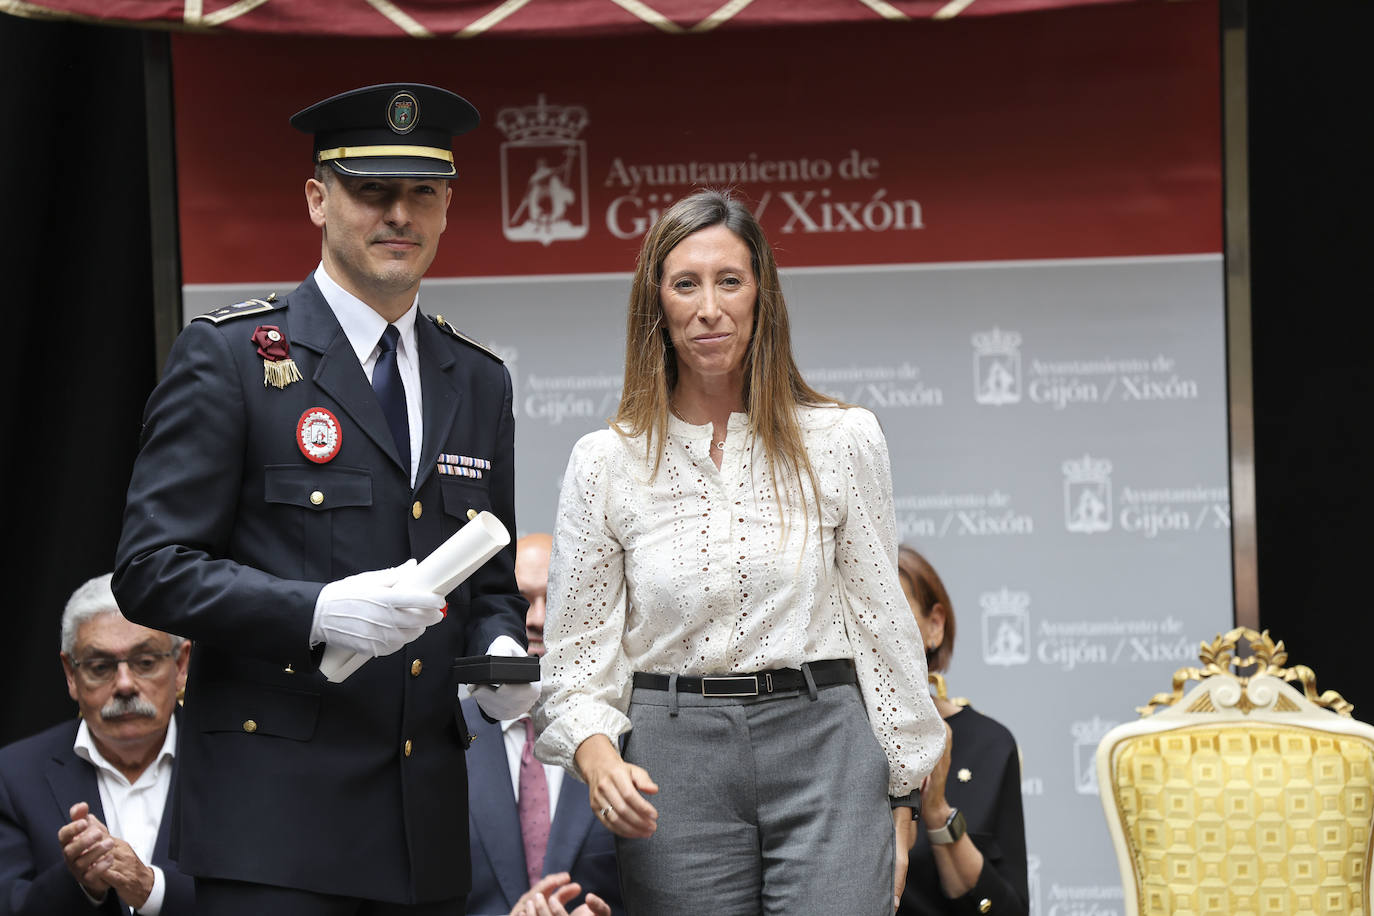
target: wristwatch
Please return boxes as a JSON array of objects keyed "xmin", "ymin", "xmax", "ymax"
[{"xmin": 927, "ymin": 807, "xmax": 966, "ymax": 845}]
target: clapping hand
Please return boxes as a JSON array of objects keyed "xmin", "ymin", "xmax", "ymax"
[
  {"xmin": 57, "ymin": 802, "xmax": 155, "ymax": 909},
  {"xmin": 509, "ymin": 872, "xmax": 611, "ymax": 916}
]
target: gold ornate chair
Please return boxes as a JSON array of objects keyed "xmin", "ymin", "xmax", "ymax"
[{"xmin": 1096, "ymin": 628, "xmax": 1374, "ymax": 916}]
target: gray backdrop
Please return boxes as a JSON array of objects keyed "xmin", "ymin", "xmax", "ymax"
[{"xmin": 185, "ymin": 252, "xmax": 1231, "ymax": 911}]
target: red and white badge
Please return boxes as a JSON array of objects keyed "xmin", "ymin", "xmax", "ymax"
[{"xmin": 297, "ymin": 407, "xmax": 341, "ymax": 463}]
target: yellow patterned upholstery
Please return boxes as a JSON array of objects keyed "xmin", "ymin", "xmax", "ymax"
[{"xmin": 1097, "ymin": 629, "xmax": 1374, "ymax": 916}]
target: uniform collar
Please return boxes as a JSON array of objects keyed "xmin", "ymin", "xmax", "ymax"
[{"xmin": 312, "ymin": 262, "xmax": 419, "ymax": 364}]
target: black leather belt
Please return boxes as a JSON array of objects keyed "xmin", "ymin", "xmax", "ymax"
[{"xmin": 632, "ymin": 658, "xmax": 857, "ymax": 697}]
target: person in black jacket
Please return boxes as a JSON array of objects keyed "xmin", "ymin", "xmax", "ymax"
[
  {"xmin": 0, "ymin": 573, "xmax": 194, "ymax": 915},
  {"xmin": 113, "ymin": 84, "xmax": 530, "ymax": 915},
  {"xmin": 897, "ymin": 547, "xmax": 1029, "ymax": 916}
]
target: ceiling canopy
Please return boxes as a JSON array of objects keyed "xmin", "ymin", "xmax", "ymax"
[{"xmin": 1, "ymin": 0, "xmax": 1184, "ymax": 38}]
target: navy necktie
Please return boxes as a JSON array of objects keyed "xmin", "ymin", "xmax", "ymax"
[{"xmin": 373, "ymin": 325, "xmax": 410, "ymax": 474}]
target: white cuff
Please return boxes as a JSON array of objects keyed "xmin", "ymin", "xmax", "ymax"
[{"xmin": 134, "ymin": 865, "xmax": 166, "ymax": 915}]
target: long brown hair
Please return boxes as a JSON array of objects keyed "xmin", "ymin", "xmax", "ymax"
[
  {"xmin": 896, "ymin": 544, "xmax": 957, "ymax": 673},
  {"xmin": 613, "ymin": 189, "xmax": 840, "ymax": 516}
]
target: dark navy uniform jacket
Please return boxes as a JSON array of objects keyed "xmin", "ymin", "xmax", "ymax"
[{"xmin": 113, "ymin": 275, "xmax": 527, "ymax": 904}]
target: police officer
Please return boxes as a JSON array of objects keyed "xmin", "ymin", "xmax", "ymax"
[{"xmin": 114, "ymin": 83, "xmax": 532, "ymax": 915}]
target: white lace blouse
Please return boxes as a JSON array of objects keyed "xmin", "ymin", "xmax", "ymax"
[{"xmin": 532, "ymin": 404, "xmax": 945, "ymax": 797}]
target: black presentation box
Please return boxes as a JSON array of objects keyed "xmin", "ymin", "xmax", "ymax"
[{"xmin": 452, "ymin": 654, "xmax": 541, "ymax": 684}]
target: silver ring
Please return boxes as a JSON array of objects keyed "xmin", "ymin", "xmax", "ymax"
[{"xmin": 599, "ymin": 805, "xmax": 613, "ymax": 819}]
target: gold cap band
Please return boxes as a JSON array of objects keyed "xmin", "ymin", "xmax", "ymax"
[{"xmin": 316, "ymin": 145, "xmax": 454, "ymax": 163}]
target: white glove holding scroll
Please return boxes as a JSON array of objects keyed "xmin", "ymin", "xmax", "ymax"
[
  {"xmin": 311, "ymin": 561, "xmax": 444, "ymax": 663},
  {"xmin": 318, "ymin": 511, "xmax": 511, "ymax": 683}
]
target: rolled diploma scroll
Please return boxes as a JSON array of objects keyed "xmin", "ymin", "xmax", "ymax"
[{"xmin": 319, "ymin": 511, "xmax": 512, "ymax": 683}]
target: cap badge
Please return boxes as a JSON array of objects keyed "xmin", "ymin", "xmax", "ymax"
[
  {"xmin": 297, "ymin": 407, "xmax": 342, "ymax": 464},
  {"xmin": 388, "ymin": 91, "xmax": 419, "ymax": 135},
  {"xmin": 251, "ymin": 325, "xmax": 302, "ymax": 390}
]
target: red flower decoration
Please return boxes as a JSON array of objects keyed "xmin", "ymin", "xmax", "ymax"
[{"xmin": 252, "ymin": 325, "xmax": 290, "ymax": 361}]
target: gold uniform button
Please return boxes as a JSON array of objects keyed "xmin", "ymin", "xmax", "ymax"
[
  {"xmin": 411, "ymin": 659, "xmax": 423, "ymax": 677},
  {"xmin": 412, "ymin": 500, "xmax": 423, "ymax": 519},
  {"xmin": 310, "ymin": 490, "xmax": 324, "ymax": 506},
  {"xmin": 404, "ymin": 739, "xmax": 413, "ymax": 757},
  {"xmin": 243, "ymin": 720, "xmax": 258, "ymax": 733},
  {"xmin": 466, "ymin": 508, "xmax": 478, "ymax": 521},
  {"xmin": 978, "ymin": 899, "xmax": 992, "ymax": 914}
]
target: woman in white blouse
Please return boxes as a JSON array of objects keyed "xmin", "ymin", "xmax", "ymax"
[{"xmin": 533, "ymin": 189, "xmax": 945, "ymax": 915}]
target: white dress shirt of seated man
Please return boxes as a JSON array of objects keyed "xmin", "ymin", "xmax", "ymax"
[{"xmin": 57, "ymin": 586, "xmax": 190, "ymax": 912}]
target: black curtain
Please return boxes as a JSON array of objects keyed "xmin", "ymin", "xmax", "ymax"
[
  {"xmin": 0, "ymin": 15, "xmax": 158, "ymax": 745},
  {"xmin": 1248, "ymin": 3, "xmax": 1373, "ymax": 711}
]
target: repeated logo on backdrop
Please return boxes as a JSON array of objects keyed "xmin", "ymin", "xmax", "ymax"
[
  {"xmin": 1063, "ymin": 455, "xmax": 1113, "ymax": 534},
  {"xmin": 971, "ymin": 328, "xmax": 1202, "ymax": 411},
  {"xmin": 895, "ymin": 490, "xmax": 1034, "ymax": 541},
  {"xmin": 982, "ymin": 588, "xmax": 1032, "ymax": 666},
  {"xmin": 1062, "ymin": 454, "xmax": 1230, "ymax": 538},
  {"xmin": 494, "ymin": 96, "xmax": 930, "ymax": 250},
  {"xmin": 979, "ymin": 589, "xmax": 1196, "ymax": 673},
  {"xmin": 973, "ymin": 327, "xmax": 1023, "ymax": 406},
  {"xmin": 810, "ymin": 363, "xmax": 944, "ymax": 410},
  {"xmin": 498, "ymin": 97, "xmax": 591, "ymax": 246},
  {"xmin": 1071, "ymin": 717, "xmax": 1116, "ymax": 796}
]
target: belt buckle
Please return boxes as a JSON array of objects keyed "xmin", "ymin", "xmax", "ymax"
[{"xmin": 700, "ymin": 675, "xmax": 759, "ymax": 697}]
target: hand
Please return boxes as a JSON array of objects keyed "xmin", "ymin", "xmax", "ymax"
[
  {"xmin": 58, "ymin": 802, "xmax": 113, "ymax": 897},
  {"xmin": 920, "ymin": 720, "xmax": 984, "ymax": 898},
  {"xmin": 58, "ymin": 803, "xmax": 155, "ymax": 908},
  {"xmin": 85, "ymin": 831, "xmax": 156, "ymax": 908},
  {"xmin": 312, "ymin": 560, "xmax": 445, "ymax": 658},
  {"xmin": 509, "ymin": 872, "xmax": 612, "ymax": 916},
  {"xmin": 471, "ymin": 635, "xmax": 540, "ymax": 719},
  {"xmin": 892, "ymin": 807, "xmax": 916, "ymax": 910},
  {"xmin": 920, "ymin": 719, "xmax": 956, "ymax": 827},
  {"xmin": 575, "ymin": 734, "xmax": 659, "ymax": 839}
]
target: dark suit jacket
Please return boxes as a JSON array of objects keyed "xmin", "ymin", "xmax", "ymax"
[
  {"xmin": 463, "ymin": 699, "xmax": 623, "ymax": 916},
  {"xmin": 113, "ymin": 277, "xmax": 527, "ymax": 903},
  {"xmin": 0, "ymin": 718, "xmax": 194, "ymax": 916}
]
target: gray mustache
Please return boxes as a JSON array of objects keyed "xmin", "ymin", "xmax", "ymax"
[{"xmin": 101, "ymin": 695, "xmax": 158, "ymax": 720}]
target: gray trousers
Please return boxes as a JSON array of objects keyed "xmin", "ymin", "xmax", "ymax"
[{"xmin": 616, "ymin": 681, "xmax": 894, "ymax": 916}]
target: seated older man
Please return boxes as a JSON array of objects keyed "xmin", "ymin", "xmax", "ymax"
[{"xmin": 0, "ymin": 572, "xmax": 193, "ymax": 915}]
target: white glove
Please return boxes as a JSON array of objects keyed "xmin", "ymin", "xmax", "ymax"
[
  {"xmin": 311, "ymin": 560, "xmax": 446, "ymax": 659},
  {"xmin": 470, "ymin": 635, "xmax": 541, "ymax": 721}
]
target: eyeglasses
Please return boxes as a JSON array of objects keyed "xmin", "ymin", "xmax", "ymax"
[{"xmin": 70, "ymin": 651, "xmax": 176, "ymax": 685}]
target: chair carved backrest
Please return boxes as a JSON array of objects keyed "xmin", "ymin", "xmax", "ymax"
[{"xmin": 1096, "ymin": 628, "xmax": 1374, "ymax": 916}]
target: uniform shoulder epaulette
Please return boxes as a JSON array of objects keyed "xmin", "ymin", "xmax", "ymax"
[
  {"xmin": 193, "ymin": 293, "xmax": 283, "ymax": 325},
  {"xmin": 429, "ymin": 314, "xmax": 503, "ymax": 363}
]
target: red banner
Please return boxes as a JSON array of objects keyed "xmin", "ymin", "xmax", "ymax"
[
  {"xmin": 173, "ymin": 0, "xmax": 1220, "ymax": 282},
  {"xmin": 4, "ymin": 0, "xmax": 1188, "ymax": 38}
]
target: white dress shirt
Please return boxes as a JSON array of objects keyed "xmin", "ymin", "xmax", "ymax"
[
  {"xmin": 533, "ymin": 405, "xmax": 945, "ymax": 797},
  {"xmin": 314, "ymin": 262, "xmax": 424, "ymax": 486},
  {"xmin": 502, "ymin": 717, "xmax": 564, "ymax": 817},
  {"xmin": 73, "ymin": 718, "xmax": 177, "ymax": 914}
]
